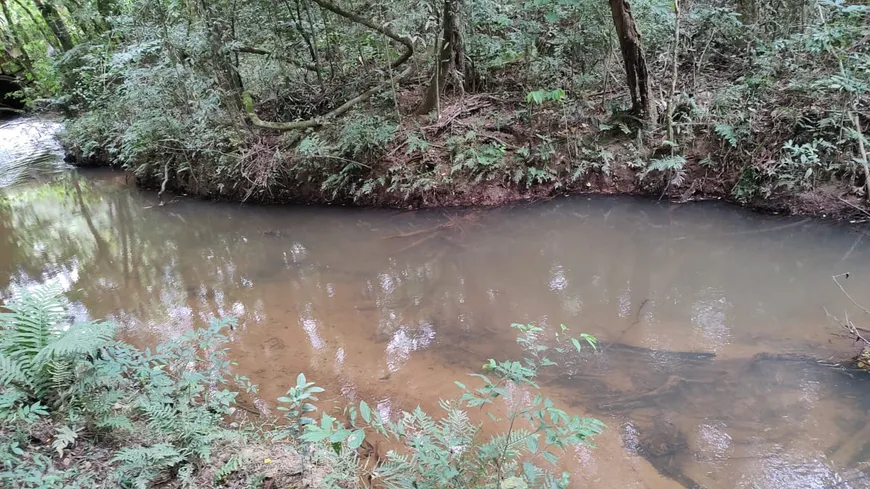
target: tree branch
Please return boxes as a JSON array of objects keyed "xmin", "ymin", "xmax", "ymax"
[
  {"xmin": 243, "ymin": 64, "xmax": 414, "ymax": 131},
  {"xmin": 234, "ymin": 46, "xmax": 318, "ymax": 71},
  {"xmin": 309, "ymin": 0, "xmax": 413, "ymax": 68}
]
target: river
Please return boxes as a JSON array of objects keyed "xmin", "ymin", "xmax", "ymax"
[{"xmin": 2, "ymin": 116, "xmax": 869, "ymax": 488}]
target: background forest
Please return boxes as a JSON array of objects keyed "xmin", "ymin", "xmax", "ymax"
[{"xmin": 0, "ymin": 0, "xmax": 868, "ymax": 211}]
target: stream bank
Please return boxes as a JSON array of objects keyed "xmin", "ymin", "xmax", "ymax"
[{"xmin": 59, "ymin": 93, "xmax": 870, "ymax": 221}]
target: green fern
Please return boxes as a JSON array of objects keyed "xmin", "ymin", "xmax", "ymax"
[
  {"xmin": 113, "ymin": 443, "xmax": 184, "ymax": 489},
  {"xmin": 0, "ymin": 284, "xmax": 115, "ymax": 408},
  {"xmin": 639, "ymin": 155, "xmax": 687, "ymax": 181},
  {"xmin": 214, "ymin": 454, "xmax": 246, "ymax": 484},
  {"xmin": 0, "ymin": 353, "xmax": 32, "ymax": 389},
  {"xmin": 51, "ymin": 425, "xmax": 80, "ymax": 456},
  {"xmin": 714, "ymin": 123, "xmax": 738, "ymax": 147}
]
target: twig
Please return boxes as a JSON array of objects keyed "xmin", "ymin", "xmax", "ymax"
[
  {"xmin": 837, "ymin": 196, "xmax": 870, "ymax": 219},
  {"xmin": 158, "ymin": 162, "xmax": 170, "ymax": 206},
  {"xmin": 825, "ymin": 307, "xmax": 869, "ymax": 344},
  {"xmin": 393, "ymin": 231, "xmax": 441, "ymax": 254},
  {"xmin": 832, "ymin": 273, "xmax": 870, "ymax": 319},
  {"xmin": 840, "ymin": 232, "xmax": 863, "ymax": 262},
  {"xmin": 850, "ymin": 112, "xmax": 870, "ymax": 203},
  {"xmin": 382, "ymin": 225, "xmax": 443, "ymax": 239}
]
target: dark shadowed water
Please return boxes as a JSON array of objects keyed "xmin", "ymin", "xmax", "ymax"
[{"xmin": 2, "ymin": 117, "xmax": 870, "ymax": 488}]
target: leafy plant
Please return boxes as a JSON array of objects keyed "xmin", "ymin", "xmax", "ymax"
[
  {"xmin": 0, "ymin": 285, "xmax": 262, "ymax": 489},
  {"xmin": 272, "ymin": 372, "xmax": 324, "ymax": 445},
  {"xmin": 112, "ymin": 443, "xmax": 185, "ymax": 489},
  {"xmin": 0, "ymin": 283, "xmax": 114, "ymax": 411},
  {"xmin": 301, "ymin": 322, "xmax": 604, "ymax": 489},
  {"xmin": 639, "ymin": 155, "xmax": 687, "ymax": 188}
]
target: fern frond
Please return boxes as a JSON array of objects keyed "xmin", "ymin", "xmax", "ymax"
[
  {"xmin": 639, "ymin": 155, "xmax": 687, "ymax": 180},
  {"xmin": 141, "ymin": 401, "xmax": 179, "ymax": 433},
  {"xmin": 0, "ymin": 283, "xmax": 67, "ymax": 367},
  {"xmin": 96, "ymin": 413, "xmax": 135, "ymax": 431},
  {"xmin": 113, "ymin": 443, "xmax": 184, "ymax": 489},
  {"xmin": 33, "ymin": 320, "xmax": 115, "ymax": 366},
  {"xmin": 52, "ymin": 425, "xmax": 79, "ymax": 456},
  {"xmin": 214, "ymin": 454, "xmax": 245, "ymax": 484},
  {"xmin": 0, "ymin": 353, "xmax": 32, "ymax": 389},
  {"xmin": 714, "ymin": 123, "xmax": 738, "ymax": 147}
]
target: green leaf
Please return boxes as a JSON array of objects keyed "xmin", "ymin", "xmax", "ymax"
[
  {"xmin": 360, "ymin": 401, "xmax": 372, "ymax": 423},
  {"xmin": 541, "ymin": 450, "xmax": 558, "ymax": 465},
  {"xmin": 347, "ymin": 429, "xmax": 366, "ymax": 449},
  {"xmin": 523, "ymin": 461, "xmax": 540, "ymax": 484},
  {"xmin": 571, "ymin": 338, "xmax": 583, "ymax": 352},
  {"xmin": 526, "ymin": 435, "xmax": 539, "ymax": 454},
  {"xmin": 329, "ymin": 429, "xmax": 352, "ymax": 443},
  {"xmin": 299, "ymin": 428, "xmax": 331, "ymax": 443}
]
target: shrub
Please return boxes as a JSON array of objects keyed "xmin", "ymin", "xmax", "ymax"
[{"xmin": 301, "ymin": 323, "xmax": 604, "ymax": 489}]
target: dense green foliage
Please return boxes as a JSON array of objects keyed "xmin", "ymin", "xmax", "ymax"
[
  {"xmin": 0, "ymin": 0, "xmax": 867, "ymax": 211},
  {"xmin": 0, "ymin": 285, "xmax": 603, "ymax": 489},
  {"xmin": 0, "ymin": 285, "xmax": 263, "ymax": 488}
]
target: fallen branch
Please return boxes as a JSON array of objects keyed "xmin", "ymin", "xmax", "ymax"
[
  {"xmin": 244, "ymin": 64, "xmax": 414, "ymax": 130},
  {"xmin": 158, "ymin": 162, "xmax": 170, "ymax": 206},
  {"xmin": 382, "ymin": 225, "xmax": 442, "ymax": 239},
  {"xmin": 850, "ymin": 112, "xmax": 870, "ymax": 203},
  {"xmin": 393, "ymin": 230, "xmax": 441, "ymax": 254},
  {"xmin": 242, "ymin": 0, "xmax": 416, "ymax": 131},
  {"xmin": 234, "ymin": 46, "xmax": 318, "ymax": 71}
]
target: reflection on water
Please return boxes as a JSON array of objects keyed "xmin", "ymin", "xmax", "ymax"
[{"xmin": 2, "ymin": 118, "xmax": 870, "ymax": 488}]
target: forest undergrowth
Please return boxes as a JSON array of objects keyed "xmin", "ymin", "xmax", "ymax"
[{"xmin": 0, "ymin": 0, "xmax": 868, "ymax": 217}]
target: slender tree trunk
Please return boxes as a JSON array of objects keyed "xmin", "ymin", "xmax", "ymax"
[
  {"xmin": 417, "ymin": 0, "xmax": 461, "ymax": 115},
  {"xmin": 608, "ymin": 0, "xmax": 655, "ymax": 121},
  {"xmin": 31, "ymin": 0, "xmax": 74, "ymax": 51},
  {"xmin": 197, "ymin": 0, "xmax": 243, "ymax": 112},
  {"xmin": 12, "ymin": 0, "xmax": 55, "ymax": 48},
  {"xmin": 1, "ymin": 0, "xmax": 37, "ymax": 79}
]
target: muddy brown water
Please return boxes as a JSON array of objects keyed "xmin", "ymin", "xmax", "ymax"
[{"xmin": 2, "ymin": 117, "xmax": 870, "ymax": 488}]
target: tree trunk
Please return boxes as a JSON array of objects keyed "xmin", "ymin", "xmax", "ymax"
[
  {"xmin": 1, "ymin": 0, "xmax": 37, "ymax": 79},
  {"xmin": 417, "ymin": 0, "xmax": 462, "ymax": 115},
  {"xmin": 11, "ymin": 0, "xmax": 55, "ymax": 48},
  {"xmin": 608, "ymin": 0, "xmax": 654, "ymax": 121},
  {"xmin": 31, "ymin": 0, "xmax": 74, "ymax": 51},
  {"xmin": 197, "ymin": 0, "xmax": 243, "ymax": 113}
]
